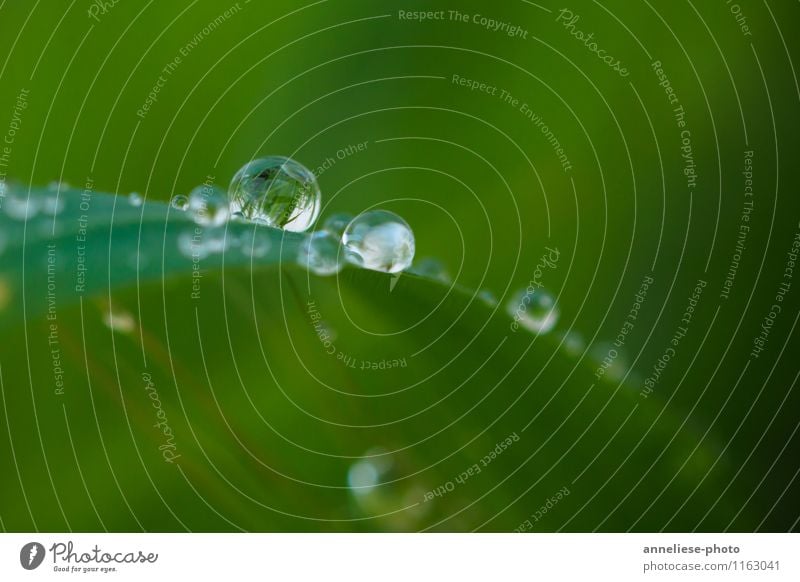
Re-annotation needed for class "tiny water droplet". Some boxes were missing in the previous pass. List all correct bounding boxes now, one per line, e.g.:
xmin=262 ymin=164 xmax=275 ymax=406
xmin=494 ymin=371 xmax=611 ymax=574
xmin=322 ymin=212 xmax=353 ymax=239
xmin=128 ymin=192 xmax=144 ymax=207
xmin=343 ymin=210 xmax=415 ymax=273
xmin=506 ymin=288 xmax=559 ymax=334
xmin=297 ymin=230 xmax=344 ymax=276
xmin=348 ymin=460 xmax=380 ymax=496
xmin=170 ymin=194 xmax=189 ymax=211
xmin=410 ymin=257 xmax=450 ymax=282
xmin=188 ymin=184 xmax=230 ymax=227
xmin=103 ymin=307 xmax=136 ymax=334
xmin=228 ymin=156 xmax=321 ymax=231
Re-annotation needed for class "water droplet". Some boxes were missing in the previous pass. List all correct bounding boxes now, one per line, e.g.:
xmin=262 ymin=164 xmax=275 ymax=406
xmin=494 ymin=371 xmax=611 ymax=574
xmin=3 ymin=193 xmax=39 ymax=220
xmin=342 ymin=210 xmax=415 ymax=273
xmin=322 ymin=212 xmax=353 ymax=239
xmin=228 ymin=156 xmax=321 ymax=232
xmin=478 ymin=289 xmax=498 ymax=306
xmin=128 ymin=192 xmax=144 ymax=207
xmin=506 ymin=288 xmax=559 ymax=334
xmin=237 ymin=228 xmax=271 ymax=258
xmin=188 ymin=184 xmax=230 ymax=227
xmin=170 ymin=194 xmax=189 ymax=211
xmin=297 ymin=230 xmax=344 ymax=276
xmin=103 ymin=307 xmax=136 ymax=334
xmin=410 ymin=257 xmax=450 ymax=282
xmin=347 ymin=460 xmax=380 ymax=496
xmin=561 ymin=331 xmax=585 ymax=356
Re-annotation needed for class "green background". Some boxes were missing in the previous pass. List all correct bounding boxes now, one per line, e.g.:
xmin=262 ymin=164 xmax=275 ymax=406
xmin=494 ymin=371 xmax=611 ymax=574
xmin=0 ymin=0 xmax=798 ymax=531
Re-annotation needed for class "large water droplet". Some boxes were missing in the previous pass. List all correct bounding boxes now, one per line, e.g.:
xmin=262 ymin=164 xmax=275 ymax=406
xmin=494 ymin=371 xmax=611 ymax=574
xmin=297 ymin=231 xmax=344 ymax=276
xmin=170 ymin=194 xmax=189 ymax=211
xmin=506 ymin=288 xmax=559 ymax=334
xmin=188 ymin=184 xmax=230 ymax=227
xmin=228 ymin=156 xmax=320 ymax=232
xmin=342 ymin=210 xmax=415 ymax=273
xmin=322 ymin=212 xmax=353 ymax=239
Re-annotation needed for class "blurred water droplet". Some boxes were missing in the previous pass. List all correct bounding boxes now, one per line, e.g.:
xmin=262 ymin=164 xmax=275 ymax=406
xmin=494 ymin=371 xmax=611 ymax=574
xmin=128 ymin=192 xmax=144 ymax=207
xmin=297 ymin=230 xmax=344 ymax=276
xmin=561 ymin=331 xmax=585 ymax=356
xmin=343 ymin=210 xmax=415 ymax=273
xmin=347 ymin=460 xmax=380 ymax=497
xmin=410 ymin=257 xmax=450 ymax=282
xmin=478 ymin=289 xmax=498 ymax=306
xmin=170 ymin=194 xmax=189 ymax=211
xmin=103 ymin=307 xmax=136 ymax=334
xmin=237 ymin=228 xmax=271 ymax=258
xmin=3 ymin=193 xmax=39 ymax=220
xmin=506 ymin=288 xmax=559 ymax=334
xmin=188 ymin=184 xmax=230 ymax=227
xmin=228 ymin=156 xmax=321 ymax=231
xmin=322 ymin=212 xmax=353 ymax=239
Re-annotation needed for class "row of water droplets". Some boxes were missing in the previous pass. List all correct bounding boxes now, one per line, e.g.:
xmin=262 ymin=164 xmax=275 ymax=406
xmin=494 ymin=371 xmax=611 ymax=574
xmin=170 ymin=156 xmax=415 ymax=275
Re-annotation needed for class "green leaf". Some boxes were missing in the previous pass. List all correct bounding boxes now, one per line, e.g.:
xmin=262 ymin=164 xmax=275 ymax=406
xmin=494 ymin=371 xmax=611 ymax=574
xmin=0 ymin=185 xmax=753 ymax=532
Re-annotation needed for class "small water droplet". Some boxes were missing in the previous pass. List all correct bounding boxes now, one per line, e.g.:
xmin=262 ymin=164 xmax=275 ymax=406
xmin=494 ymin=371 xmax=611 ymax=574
xmin=170 ymin=194 xmax=189 ymax=211
xmin=228 ymin=156 xmax=321 ymax=232
xmin=343 ymin=210 xmax=415 ymax=273
xmin=322 ymin=212 xmax=353 ymax=239
xmin=506 ymin=288 xmax=559 ymax=334
xmin=128 ymin=192 xmax=144 ymax=207
xmin=103 ymin=307 xmax=136 ymax=334
xmin=410 ymin=257 xmax=450 ymax=282
xmin=188 ymin=184 xmax=230 ymax=227
xmin=297 ymin=230 xmax=344 ymax=276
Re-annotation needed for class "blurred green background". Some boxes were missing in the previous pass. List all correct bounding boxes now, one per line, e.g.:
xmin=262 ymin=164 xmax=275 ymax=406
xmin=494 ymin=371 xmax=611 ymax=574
xmin=0 ymin=0 xmax=799 ymax=531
